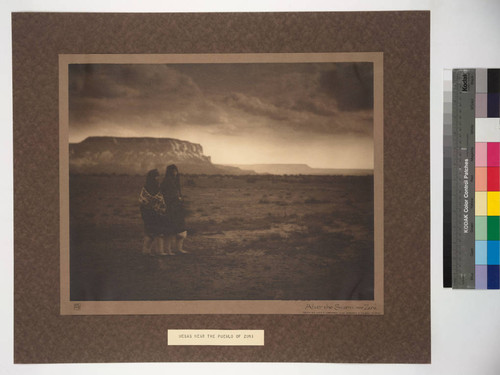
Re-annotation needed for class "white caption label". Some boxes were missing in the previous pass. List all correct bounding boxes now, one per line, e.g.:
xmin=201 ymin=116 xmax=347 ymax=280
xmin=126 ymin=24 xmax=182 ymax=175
xmin=168 ymin=329 xmax=264 ymax=346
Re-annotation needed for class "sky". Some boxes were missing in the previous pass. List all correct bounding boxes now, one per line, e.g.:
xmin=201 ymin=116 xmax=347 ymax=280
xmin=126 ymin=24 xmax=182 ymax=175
xmin=68 ymin=61 xmax=374 ymax=169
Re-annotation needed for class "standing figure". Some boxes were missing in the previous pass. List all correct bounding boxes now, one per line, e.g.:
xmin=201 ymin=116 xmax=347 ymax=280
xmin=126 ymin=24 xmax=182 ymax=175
xmin=139 ymin=169 xmax=167 ymax=256
xmin=160 ymin=164 xmax=188 ymax=254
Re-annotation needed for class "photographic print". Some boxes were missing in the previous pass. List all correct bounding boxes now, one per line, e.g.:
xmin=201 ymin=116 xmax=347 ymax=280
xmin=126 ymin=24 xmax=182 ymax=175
xmin=60 ymin=53 xmax=383 ymax=315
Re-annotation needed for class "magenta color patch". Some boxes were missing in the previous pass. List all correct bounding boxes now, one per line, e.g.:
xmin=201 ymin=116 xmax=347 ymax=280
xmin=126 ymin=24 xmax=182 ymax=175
xmin=476 ymin=93 xmax=488 ymax=118
xmin=476 ymin=142 xmax=488 ymax=167
xmin=488 ymin=142 xmax=500 ymax=167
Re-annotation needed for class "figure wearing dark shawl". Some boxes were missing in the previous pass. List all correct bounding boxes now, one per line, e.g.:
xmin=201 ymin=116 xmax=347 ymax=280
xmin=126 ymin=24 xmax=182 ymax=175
xmin=160 ymin=164 xmax=188 ymax=253
xmin=139 ymin=169 xmax=167 ymax=255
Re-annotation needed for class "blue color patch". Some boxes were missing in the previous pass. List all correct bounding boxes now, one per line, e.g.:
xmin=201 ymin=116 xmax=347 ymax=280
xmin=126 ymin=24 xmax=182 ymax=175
xmin=487 ymin=265 xmax=500 ymax=289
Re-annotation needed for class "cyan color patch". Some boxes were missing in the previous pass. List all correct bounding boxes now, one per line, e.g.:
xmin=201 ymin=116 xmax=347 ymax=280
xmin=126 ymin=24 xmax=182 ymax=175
xmin=476 ymin=241 xmax=488 ymax=265
xmin=487 ymin=241 xmax=500 ymax=265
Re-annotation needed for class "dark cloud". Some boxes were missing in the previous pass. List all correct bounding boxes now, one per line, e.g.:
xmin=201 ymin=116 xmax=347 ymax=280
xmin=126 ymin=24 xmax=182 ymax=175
xmin=319 ymin=63 xmax=373 ymax=111
xmin=69 ymin=64 xmax=202 ymax=99
xmin=69 ymin=64 xmax=224 ymax=128
xmin=290 ymin=98 xmax=337 ymax=117
xmin=224 ymin=92 xmax=290 ymax=122
xmin=69 ymin=62 xmax=374 ymax=140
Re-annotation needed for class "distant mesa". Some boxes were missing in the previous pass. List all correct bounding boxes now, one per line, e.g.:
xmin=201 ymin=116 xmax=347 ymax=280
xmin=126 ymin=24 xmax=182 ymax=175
xmin=225 ymin=164 xmax=373 ymax=176
xmin=69 ymin=136 xmax=248 ymax=175
xmin=69 ymin=136 xmax=373 ymax=176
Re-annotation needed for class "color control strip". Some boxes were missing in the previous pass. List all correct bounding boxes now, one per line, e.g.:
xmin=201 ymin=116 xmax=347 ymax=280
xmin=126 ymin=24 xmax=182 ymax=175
xmin=451 ymin=69 xmax=475 ymax=289
xmin=475 ymin=69 xmax=500 ymax=289
xmin=446 ymin=69 xmax=500 ymax=289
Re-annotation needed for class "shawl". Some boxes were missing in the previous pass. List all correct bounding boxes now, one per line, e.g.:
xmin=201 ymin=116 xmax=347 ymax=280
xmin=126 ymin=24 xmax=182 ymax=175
xmin=139 ymin=187 xmax=166 ymax=214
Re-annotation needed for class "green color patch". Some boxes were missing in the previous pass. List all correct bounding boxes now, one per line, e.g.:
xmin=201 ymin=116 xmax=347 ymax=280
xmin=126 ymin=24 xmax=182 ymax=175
xmin=476 ymin=216 xmax=488 ymax=241
xmin=488 ymin=216 xmax=500 ymax=240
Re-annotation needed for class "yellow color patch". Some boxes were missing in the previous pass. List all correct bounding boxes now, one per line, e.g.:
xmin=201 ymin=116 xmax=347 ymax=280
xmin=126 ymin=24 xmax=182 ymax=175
xmin=476 ymin=192 xmax=488 ymax=216
xmin=487 ymin=192 xmax=500 ymax=216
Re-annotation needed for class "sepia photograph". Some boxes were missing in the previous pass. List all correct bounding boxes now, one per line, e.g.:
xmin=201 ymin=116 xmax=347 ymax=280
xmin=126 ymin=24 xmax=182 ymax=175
xmin=60 ymin=53 xmax=383 ymax=314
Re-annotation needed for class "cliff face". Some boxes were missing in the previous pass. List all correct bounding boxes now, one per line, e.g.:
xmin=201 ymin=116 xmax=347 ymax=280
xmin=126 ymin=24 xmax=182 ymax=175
xmin=69 ymin=136 xmax=224 ymax=175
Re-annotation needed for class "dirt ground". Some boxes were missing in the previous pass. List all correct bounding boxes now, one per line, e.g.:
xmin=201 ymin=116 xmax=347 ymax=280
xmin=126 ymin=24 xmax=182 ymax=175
xmin=69 ymin=174 xmax=374 ymax=301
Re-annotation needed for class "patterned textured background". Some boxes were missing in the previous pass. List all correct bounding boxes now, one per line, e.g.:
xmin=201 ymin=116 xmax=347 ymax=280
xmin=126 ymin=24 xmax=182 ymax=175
xmin=13 ymin=12 xmax=429 ymax=363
